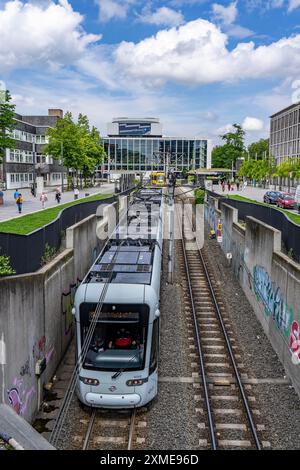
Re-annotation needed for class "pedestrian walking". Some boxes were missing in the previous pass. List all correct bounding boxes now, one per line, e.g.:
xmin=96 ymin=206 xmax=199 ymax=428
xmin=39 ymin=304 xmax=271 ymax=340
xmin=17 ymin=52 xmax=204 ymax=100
xmin=14 ymin=188 xmax=20 ymax=201
xmin=40 ymin=192 xmax=48 ymax=209
xmin=236 ymin=180 xmax=240 ymax=191
xmin=243 ymin=180 xmax=248 ymax=191
xmin=227 ymin=181 xmax=231 ymax=192
xmin=16 ymin=193 xmax=23 ymax=214
xmin=74 ymin=188 xmax=79 ymax=200
xmin=55 ymin=187 xmax=61 ymax=204
xmin=221 ymin=181 xmax=225 ymax=192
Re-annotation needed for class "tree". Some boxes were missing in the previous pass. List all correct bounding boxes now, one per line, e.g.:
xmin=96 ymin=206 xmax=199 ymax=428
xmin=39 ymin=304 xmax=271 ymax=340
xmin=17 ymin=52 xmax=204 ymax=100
xmin=45 ymin=112 xmax=106 ymax=186
xmin=212 ymin=124 xmax=245 ymax=168
xmin=45 ymin=112 xmax=82 ymax=171
xmin=77 ymin=115 xmax=106 ymax=182
xmin=238 ymin=155 xmax=279 ymax=181
xmin=0 ymin=90 xmax=15 ymax=163
xmin=273 ymin=160 xmax=293 ymax=178
xmin=247 ymin=139 xmax=269 ymax=160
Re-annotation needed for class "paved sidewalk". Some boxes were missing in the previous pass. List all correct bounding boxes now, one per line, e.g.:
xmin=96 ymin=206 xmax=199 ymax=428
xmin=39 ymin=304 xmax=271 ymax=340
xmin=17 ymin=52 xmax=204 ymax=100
xmin=0 ymin=183 xmax=114 ymax=222
xmin=213 ymin=185 xmax=267 ymax=203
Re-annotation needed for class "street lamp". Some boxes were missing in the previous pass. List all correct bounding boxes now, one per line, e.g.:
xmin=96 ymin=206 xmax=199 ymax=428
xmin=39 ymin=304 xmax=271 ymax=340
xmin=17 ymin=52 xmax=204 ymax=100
xmin=59 ymin=141 xmax=64 ymax=193
xmin=32 ymin=141 xmax=37 ymax=197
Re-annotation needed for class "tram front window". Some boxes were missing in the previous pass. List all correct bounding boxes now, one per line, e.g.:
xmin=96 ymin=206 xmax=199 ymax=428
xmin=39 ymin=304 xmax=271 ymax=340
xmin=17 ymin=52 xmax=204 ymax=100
xmin=80 ymin=306 xmax=148 ymax=371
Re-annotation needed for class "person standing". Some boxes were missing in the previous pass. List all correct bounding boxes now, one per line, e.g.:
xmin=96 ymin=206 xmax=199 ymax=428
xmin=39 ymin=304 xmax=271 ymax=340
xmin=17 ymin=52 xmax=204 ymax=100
xmin=227 ymin=181 xmax=231 ymax=192
xmin=236 ymin=180 xmax=240 ymax=191
xmin=40 ymin=192 xmax=48 ymax=209
xmin=14 ymin=188 xmax=20 ymax=201
xmin=55 ymin=191 xmax=61 ymax=204
xmin=55 ymin=187 xmax=61 ymax=204
xmin=74 ymin=188 xmax=79 ymax=200
xmin=16 ymin=193 xmax=23 ymax=214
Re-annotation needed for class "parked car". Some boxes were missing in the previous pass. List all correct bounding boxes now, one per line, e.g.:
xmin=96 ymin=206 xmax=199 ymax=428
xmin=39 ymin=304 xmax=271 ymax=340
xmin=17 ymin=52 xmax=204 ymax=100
xmin=295 ymin=185 xmax=300 ymax=214
xmin=276 ymin=193 xmax=296 ymax=209
xmin=263 ymin=191 xmax=282 ymax=204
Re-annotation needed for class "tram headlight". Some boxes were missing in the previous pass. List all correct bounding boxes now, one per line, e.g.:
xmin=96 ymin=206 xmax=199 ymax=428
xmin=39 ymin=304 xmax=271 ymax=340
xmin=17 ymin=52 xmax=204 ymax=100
xmin=79 ymin=377 xmax=100 ymax=386
xmin=126 ymin=379 xmax=147 ymax=387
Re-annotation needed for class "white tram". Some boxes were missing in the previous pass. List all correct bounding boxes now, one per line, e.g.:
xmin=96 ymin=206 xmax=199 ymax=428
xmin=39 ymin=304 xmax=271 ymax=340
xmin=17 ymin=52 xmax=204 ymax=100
xmin=74 ymin=189 xmax=164 ymax=408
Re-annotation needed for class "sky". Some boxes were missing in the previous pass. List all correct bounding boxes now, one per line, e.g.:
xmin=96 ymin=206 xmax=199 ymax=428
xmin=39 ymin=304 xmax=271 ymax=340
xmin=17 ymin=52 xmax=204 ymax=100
xmin=0 ymin=0 xmax=300 ymax=145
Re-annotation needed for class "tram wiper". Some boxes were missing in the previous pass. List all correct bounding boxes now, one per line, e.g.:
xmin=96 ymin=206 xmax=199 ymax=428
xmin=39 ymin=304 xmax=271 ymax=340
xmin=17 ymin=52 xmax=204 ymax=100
xmin=111 ymin=351 xmax=141 ymax=380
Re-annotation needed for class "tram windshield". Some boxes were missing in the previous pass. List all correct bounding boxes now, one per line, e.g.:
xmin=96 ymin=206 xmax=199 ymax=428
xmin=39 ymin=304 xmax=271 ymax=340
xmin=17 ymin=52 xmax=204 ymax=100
xmin=80 ymin=303 xmax=149 ymax=372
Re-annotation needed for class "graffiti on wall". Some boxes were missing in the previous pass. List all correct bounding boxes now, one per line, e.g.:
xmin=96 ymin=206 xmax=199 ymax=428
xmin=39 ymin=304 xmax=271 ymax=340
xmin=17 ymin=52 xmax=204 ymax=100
xmin=253 ymin=265 xmax=300 ymax=365
xmin=253 ymin=266 xmax=293 ymax=337
xmin=205 ymin=199 xmax=218 ymax=231
xmin=62 ymin=280 xmax=81 ymax=335
xmin=290 ymin=321 xmax=300 ymax=365
xmin=7 ymin=378 xmax=35 ymax=416
xmin=19 ymin=358 xmax=31 ymax=377
xmin=32 ymin=335 xmax=54 ymax=365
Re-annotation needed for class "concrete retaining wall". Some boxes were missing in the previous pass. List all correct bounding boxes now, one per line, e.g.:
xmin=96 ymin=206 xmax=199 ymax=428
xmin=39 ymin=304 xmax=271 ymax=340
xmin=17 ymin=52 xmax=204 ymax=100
xmin=205 ymin=197 xmax=300 ymax=396
xmin=0 ymin=197 xmax=125 ymax=422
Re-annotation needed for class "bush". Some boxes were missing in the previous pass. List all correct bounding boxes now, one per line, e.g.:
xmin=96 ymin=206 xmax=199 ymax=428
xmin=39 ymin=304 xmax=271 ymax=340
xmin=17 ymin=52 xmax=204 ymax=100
xmin=41 ymin=243 xmax=58 ymax=266
xmin=0 ymin=255 xmax=16 ymax=276
xmin=194 ymin=188 xmax=205 ymax=205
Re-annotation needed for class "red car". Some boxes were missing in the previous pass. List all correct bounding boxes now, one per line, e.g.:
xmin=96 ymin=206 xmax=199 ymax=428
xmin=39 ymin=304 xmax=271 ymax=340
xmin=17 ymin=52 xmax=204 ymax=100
xmin=277 ymin=193 xmax=296 ymax=209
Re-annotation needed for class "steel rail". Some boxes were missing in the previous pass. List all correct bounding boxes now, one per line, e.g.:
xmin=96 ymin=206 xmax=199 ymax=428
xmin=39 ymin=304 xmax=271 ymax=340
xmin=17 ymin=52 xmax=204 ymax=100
xmin=127 ymin=409 xmax=136 ymax=451
xmin=178 ymin=191 xmax=262 ymax=450
xmin=175 ymin=201 xmax=217 ymax=450
xmin=82 ymin=409 xmax=97 ymax=451
xmin=198 ymin=249 xmax=262 ymax=450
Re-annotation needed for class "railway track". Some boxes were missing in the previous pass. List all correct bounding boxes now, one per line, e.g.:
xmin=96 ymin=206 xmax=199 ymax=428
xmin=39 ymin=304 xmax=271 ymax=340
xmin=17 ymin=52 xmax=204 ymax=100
xmin=76 ymin=408 xmax=142 ymax=451
xmin=176 ymin=196 xmax=266 ymax=450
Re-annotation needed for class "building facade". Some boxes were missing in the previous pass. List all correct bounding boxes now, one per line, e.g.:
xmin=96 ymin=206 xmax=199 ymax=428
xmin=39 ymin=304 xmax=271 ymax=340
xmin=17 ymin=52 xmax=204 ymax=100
xmin=0 ymin=109 xmax=66 ymax=190
xmin=103 ymin=117 xmax=211 ymax=173
xmin=270 ymin=102 xmax=300 ymax=165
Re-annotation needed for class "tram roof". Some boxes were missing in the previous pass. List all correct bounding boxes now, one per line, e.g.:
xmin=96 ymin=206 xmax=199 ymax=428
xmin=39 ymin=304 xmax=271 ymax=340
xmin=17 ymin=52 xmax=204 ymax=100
xmin=84 ymin=188 xmax=162 ymax=286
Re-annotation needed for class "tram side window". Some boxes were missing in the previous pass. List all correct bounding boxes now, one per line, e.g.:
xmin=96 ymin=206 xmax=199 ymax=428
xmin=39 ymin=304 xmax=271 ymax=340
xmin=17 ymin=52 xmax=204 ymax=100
xmin=149 ymin=319 xmax=159 ymax=375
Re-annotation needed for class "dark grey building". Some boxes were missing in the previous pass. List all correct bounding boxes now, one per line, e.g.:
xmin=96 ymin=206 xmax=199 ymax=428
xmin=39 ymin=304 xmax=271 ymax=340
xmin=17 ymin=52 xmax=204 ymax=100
xmin=1 ymin=109 xmax=66 ymax=190
xmin=270 ymin=102 xmax=300 ymax=165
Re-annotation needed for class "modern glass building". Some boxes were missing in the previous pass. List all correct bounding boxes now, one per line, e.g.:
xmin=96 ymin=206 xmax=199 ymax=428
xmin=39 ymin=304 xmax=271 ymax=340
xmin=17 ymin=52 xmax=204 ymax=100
xmin=102 ymin=118 xmax=211 ymax=173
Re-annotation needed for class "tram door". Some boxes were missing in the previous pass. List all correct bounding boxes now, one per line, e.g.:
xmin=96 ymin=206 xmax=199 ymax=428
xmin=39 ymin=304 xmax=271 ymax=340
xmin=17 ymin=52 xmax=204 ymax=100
xmin=148 ymin=319 xmax=159 ymax=398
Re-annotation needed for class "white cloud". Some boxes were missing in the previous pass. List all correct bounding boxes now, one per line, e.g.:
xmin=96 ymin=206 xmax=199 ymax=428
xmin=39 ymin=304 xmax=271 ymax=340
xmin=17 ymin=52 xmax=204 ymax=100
xmin=95 ymin=0 xmax=135 ymax=22
xmin=0 ymin=0 xmax=100 ymax=73
xmin=140 ymin=6 xmax=184 ymax=27
xmin=115 ymin=19 xmax=300 ymax=86
xmin=226 ymin=25 xmax=254 ymax=38
xmin=214 ymin=123 xmax=235 ymax=135
xmin=212 ymin=1 xmax=253 ymax=38
xmin=212 ymin=1 xmax=238 ymax=25
xmin=242 ymin=116 xmax=264 ymax=131
xmin=288 ymin=0 xmax=300 ymax=11
xmin=246 ymin=0 xmax=284 ymax=11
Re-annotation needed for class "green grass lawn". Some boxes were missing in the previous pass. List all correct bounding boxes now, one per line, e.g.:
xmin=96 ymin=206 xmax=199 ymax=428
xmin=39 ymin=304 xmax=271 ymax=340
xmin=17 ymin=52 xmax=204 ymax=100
xmin=0 ymin=193 xmax=113 ymax=235
xmin=227 ymin=195 xmax=300 ymax=226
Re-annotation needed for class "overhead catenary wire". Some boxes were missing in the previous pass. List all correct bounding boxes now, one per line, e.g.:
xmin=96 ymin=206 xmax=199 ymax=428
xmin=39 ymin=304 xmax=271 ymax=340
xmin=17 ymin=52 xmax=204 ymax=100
xmin=50 ymin=187 xmax=161 ymax=447
xmin=50 ymin=193 xmax=137 ymax=447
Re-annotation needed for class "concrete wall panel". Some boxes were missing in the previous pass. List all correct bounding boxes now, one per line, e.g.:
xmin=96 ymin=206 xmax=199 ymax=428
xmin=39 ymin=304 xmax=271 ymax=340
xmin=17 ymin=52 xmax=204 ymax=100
xmin=0 ymin=200 xmax=118 ymax=422
xmin=205 ymin=199 xmax=300 ymax=397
